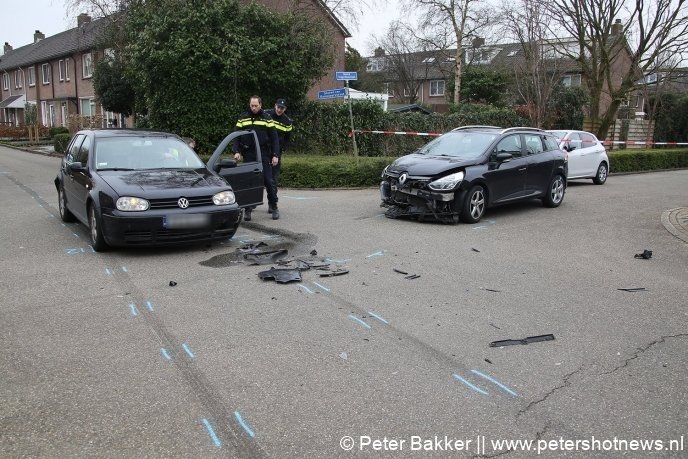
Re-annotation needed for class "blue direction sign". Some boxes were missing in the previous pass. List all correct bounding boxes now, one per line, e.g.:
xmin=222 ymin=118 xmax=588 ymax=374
xmin=335 ymin=71 xmax=358 ymax=81
xmin=318 ymin=88 xmax=348 ymax=99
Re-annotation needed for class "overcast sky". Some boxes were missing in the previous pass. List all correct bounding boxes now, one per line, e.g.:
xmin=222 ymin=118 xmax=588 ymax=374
xmin=0 ymin=0 xmax=398 ymax=56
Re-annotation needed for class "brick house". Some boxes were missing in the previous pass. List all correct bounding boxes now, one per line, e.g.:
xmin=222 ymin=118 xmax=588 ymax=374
xmin=0 ymin=1 xmax=349 ymax=128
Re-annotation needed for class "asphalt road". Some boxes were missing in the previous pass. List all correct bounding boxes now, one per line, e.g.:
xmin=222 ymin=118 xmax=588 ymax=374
xmin=1 ymin=146 xmax=687 ymax=458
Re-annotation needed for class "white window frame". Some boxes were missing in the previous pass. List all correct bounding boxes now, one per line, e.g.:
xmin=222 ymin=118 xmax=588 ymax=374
xmin=561 ymin=74 xmax=582 ymax=87
xmin=15 ymin=70 xmax=22 ymax=89
xmin=422 ymin=57 xmax=435 ymax=63
xmin=28 ymin=66 xmax=36 ymax=86
xmin=2 ymin=73 xmax=9 ymax=90
xmin=65 ymin=59 xmax=70 ymax=81
xmin=82 ymin=52 xmax=93 ymax=78
xmin=430 ymin=80 xmax=445 ymax=97
xmin=41 ymin=101 xmax=48 ymax=125
xmin=61 ymin=102 xmax=68 ymax=127
xmin=366 ymin=57 xmax=385 ymax=72
xmin=80 ymin=97 xmax=96 ymax=117
xmin=59 ymin=60 xmax=65 ymax=81
xmin=42 ymin=63 xmax=51 ymax=84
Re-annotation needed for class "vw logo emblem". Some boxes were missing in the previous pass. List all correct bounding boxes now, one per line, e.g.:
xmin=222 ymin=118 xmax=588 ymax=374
xmin=399 ymin=173 xmax=408 ymax=185
xmin=177 ymin=197 xmax=189 ymax=209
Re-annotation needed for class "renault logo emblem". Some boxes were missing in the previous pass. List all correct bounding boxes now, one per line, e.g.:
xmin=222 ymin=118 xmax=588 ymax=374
xmin=178 ymin=197 xmax=189 ymax=209
xmin=399 ymin=173 xmax=408 ymax=185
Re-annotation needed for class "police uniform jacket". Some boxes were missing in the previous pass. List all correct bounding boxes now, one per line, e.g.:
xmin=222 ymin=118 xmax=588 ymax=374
xmin=265 ymin=109 xmax=293 ymax=157
xmin=233 ymin=109 xmax=279 ymax=162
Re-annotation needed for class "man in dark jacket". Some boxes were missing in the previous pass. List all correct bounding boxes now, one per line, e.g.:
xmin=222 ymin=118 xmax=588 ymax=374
xmin=233 ymin=95 xmax=281 ymax=220
xmin=265 ymin=98 xmax=293 ymax=195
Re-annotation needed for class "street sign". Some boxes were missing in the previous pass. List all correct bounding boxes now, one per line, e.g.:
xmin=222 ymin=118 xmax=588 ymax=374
xmin=318 ymin=88 xmax=348 ymax=99
xmin=335 ymin=71 xmax=358 ymax=81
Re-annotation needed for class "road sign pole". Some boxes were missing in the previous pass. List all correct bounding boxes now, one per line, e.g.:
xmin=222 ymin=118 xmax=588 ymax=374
xmin=346 ymin=80 xmax=358 ymax=157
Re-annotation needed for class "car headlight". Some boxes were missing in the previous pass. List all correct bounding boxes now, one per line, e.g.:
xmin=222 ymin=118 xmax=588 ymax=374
xmin=381 ymin=165 xmax=389 ymax=178
xmin=428 ymin=171 xmax=465 ymax=191
xmin=213 ymin=190 xmax=236 ymax=205
xmin=116 ymin=197 xmax=150 ymax=211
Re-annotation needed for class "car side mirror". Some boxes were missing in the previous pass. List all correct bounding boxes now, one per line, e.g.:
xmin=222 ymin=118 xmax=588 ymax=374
xmin=67 ymin=162 xmax=86 ymax=172
xmin=495 ymin=152 xmax=513 ymax=163
xmin=214 ymin=158 xmax=237 ymax=172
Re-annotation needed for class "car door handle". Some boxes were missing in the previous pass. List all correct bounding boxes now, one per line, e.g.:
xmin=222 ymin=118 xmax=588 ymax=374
xmin=518 ymin=167 xmax=527 ymax=171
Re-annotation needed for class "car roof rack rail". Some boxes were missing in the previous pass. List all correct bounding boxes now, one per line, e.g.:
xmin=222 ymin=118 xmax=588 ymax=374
xmin=451 ymin=125 xmax=501 ymax=131
xmin=500 ymin=127 xmax=545 ymax=134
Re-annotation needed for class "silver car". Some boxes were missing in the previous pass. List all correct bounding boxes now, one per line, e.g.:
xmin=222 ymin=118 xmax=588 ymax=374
xmin=547 ymin=130 xmax=610 ymax=184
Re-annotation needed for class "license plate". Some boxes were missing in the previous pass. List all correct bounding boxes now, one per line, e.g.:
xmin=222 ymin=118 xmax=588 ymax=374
xmin=163 ymin=214 xmax=210 ymax=229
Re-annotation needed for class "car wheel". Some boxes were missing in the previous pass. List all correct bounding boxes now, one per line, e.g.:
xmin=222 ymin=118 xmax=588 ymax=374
xmin=460 ymin=185 xmax=486 ymax=223
xmin=88 ymin=205 xmax=108 ymax=252
xmin=58 ymin=186 xmax=76 ymax=222
xmin=593 ymin=162 xmax=608 ymax=185
xmin=543 ymin=175 xmax=566 ymax=207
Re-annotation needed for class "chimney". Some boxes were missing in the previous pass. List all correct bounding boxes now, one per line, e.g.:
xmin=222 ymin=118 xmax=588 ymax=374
xmin=472 ymin=37 xmax=485 ymax=48
xmin=34 ymin=30 xmax=45 ymax=43
xmin=611 ymin=19 xmax=623 ymax=35
xmin=374 ymin=47 xmax=385 ymax=57
xmin=77 ymin=13 xmax=92 ymax=27
xmin=4 ymin=42 xmax=12 ymax=53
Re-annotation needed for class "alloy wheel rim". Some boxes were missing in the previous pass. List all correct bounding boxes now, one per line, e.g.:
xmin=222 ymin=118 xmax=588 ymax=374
xmin=470 ymin=190 xmax=485 ymax=218
xmin=599 ymin=165 xmax=607 ymax=181
xmin=90 ymin=209 xmax=98 ymax=243
xmin=551 ymin=178 xmax=564 ymax=203
xmin=59 ymin=190 xmax=65 ymax=216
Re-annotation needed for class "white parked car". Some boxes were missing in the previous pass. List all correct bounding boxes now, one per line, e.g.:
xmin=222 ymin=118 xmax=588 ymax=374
xmin=547 ymin=130 xmax=609 ymax=184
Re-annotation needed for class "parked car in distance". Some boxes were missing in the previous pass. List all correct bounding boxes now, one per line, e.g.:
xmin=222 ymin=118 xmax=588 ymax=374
xmin=547 ymin=130 xmax=609 ymax=184
xmin=380 ymin=126 xmax=568 ymax=224
xmin=55 ymin=129 xmax=264 ymax=251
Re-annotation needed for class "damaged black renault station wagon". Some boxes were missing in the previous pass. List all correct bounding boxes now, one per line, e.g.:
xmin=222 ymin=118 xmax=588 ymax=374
xmin=380 ymin=126 xmax=568 ymax=224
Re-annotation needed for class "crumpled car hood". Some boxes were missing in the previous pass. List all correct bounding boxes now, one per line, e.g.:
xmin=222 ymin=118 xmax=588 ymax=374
xmin=387 ymin=154 xmax=478 ymax=176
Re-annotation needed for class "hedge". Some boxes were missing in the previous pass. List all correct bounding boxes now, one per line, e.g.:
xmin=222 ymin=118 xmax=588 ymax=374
xmin=608 ymin=149 xmax=688 ymax=173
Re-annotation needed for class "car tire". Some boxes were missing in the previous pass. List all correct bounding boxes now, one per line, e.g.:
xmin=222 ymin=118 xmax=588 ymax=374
xmin=58 ymin=186 xmax=76 ymax=222
xmin=593 ymin=162 xmax=608 ymax=185
xmin=89 ymin=204 xmax=109 ymax=252
xmin=543 ymin=175 xmax=566 ymax=208
xmin=460 ymin=185 xmax=486 ymax=223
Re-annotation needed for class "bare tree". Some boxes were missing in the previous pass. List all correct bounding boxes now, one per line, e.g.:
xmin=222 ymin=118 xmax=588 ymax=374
xmin=501 ymin=0 xmax=566 ymax=127
xmin=401 ymin=0 xmax=495 ymax=105
xmin=546 ymin=0 xmax=688 ymax=139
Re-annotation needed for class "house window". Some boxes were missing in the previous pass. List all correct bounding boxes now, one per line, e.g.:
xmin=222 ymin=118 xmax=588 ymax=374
xmin=403 ymin=86 xmax=411 ymax=97
xmin=80 ymin=97 xmax=96 ymax=116
xmin=2 ymin=73 xmax=8 ymax=90
xmin=466 ymin=48 xmax=501 ymax=64
xmin=41 ymin=101 xmax=48 ymax=125
xmin=366 ymin=57 xmax=385 ymax=72
xmin=422 ymin=57 xmax=435 ymax=63
xmin=430 ymin=80 xmax=445 ymax=96
xmin=59 ymin=60 xmax=65 ymax=81
xmin=82 ymin=52 xmax=93 ymax=78
xmin=560 ymin=74 xmax=582 ymax=87
xmin=65 ymin=59 xmax=70 ymax=81
xmin=42 ymin=63 xmax=51 ymax=84
xmin=15 ymin=70 xmax=22 ymax=89
xmin=28 ymin=66 xmax=36 ymax=86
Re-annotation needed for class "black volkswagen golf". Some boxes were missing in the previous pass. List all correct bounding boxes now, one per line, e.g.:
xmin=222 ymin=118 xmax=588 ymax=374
xmin=55 ymin=129 xmax=265 ymax=251
xmin=380 ymin=126 xmax=568 ymax=224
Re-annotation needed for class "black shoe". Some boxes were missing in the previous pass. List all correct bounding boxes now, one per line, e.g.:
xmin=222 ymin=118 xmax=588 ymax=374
xmin=244 ymin=208 xmax=252 ymax=221
xmin=272 ymin=207 xmax=280 ymax=220
xmin=268 ymin=204 xmax=275 ymax=214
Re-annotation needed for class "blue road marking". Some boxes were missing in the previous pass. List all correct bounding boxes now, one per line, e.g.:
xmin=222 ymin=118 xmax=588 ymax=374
xmin=182 ymin=343 xmax=195 ymax=359
xmin=234 ymin=411 xmax=255 ymax=438
xmin=160 ymin=348 xmax=172 ymax=361
xmin=202 ymin=419 xmax=222 ymax=447
xmin=452 ymin=374 xmax=489 ymax=395
xmin=129 ymin=304 xmax=138 ymax=316
xmin=349 ymin=315 xmax=372 ymax=329
xmin=471 ymin=370 xmax=518 ymax=396
xmin=298 ymin=284 xmax=315 ymax=294
xmin=368 ymin=311 xmax=389 ymax=324
xmin=312 ymin=281 xmax=330 ymax=292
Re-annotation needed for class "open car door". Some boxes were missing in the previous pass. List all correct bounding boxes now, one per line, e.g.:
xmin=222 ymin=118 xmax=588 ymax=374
xmin=207 ymin=130 xmax=264 ymax=209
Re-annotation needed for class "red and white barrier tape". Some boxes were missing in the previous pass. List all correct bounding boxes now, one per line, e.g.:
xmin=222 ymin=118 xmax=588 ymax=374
xmin=350 ymin=129 xmax=688 ymax=146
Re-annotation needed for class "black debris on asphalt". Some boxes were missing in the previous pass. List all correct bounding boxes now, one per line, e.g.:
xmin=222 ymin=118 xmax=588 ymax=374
xmin=489 ymin=334 xmax=555 ymax=347
xmin=243 ymin=249 xmax=289 ymax=265
xmin=319 ymin=268 xmax=349 ymax=277
xmin=258 ymin=268 xmax=302 ymax=283
xmin=169 ymin=281 xmax=177 ymax=287
xmin=393 ymin=268 xmax=409 ymax=275
xmin=634 ymin=249 xmax=653 ymax=259
xmin=404 ymin=274 xmax=421 ymax=280
xmin=472 ymin=248 xmax=480 ymax=252
xmin=618 ymin=287 xmax=647 ymax=292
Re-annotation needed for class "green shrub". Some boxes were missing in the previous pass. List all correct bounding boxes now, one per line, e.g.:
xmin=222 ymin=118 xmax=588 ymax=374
xmin=608 ymin=149 xmax=688 ymax=173
xmin=280 ymin=155 xmax=393 ymax=188
xmin=49 ymin=126 xmax=69 ymax=138
xmin=54 ymin=134 xmax=71 ymax=154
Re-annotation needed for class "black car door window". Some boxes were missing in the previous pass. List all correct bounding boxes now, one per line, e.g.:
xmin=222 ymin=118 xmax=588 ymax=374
xmin=496 ymin=135 xmax=523 ymax=157
xmin=66 ymin=134 xmax=85 ymax=164
xmin=76 ymin=136 xmax=91 ymax=166
xmin=524 ymin=134 xmax=545 ymax=155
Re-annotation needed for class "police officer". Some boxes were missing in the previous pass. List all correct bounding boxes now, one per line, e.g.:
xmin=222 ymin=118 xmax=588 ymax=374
xmin=233 ymin=95 xmax=280 ymax=221
xmin=265 ymin=98 xmax=293 ymax=196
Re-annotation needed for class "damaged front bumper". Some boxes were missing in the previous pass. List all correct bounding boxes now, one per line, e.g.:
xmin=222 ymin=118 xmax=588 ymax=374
xmin=380 ymin=179 xmax=462 ymax=222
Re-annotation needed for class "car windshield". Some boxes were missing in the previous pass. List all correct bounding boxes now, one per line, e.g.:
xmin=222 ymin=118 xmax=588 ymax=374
xmin=415 ymin=131 xmax=498 ymax=159
xmin=94 ymin=136 xmax=205 ymax=170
